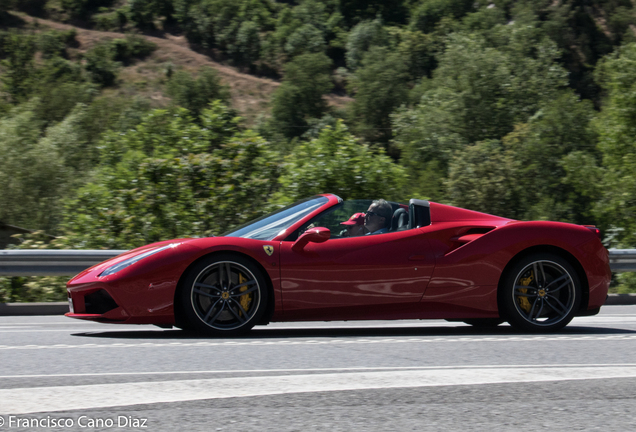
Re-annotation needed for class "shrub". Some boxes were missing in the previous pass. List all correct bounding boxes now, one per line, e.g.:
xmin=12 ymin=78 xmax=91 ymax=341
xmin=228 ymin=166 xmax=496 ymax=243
xmin=166 ymin=67 xmax=229 ymax=116
xmin=37 ymin=31 xmax=68 ymax=59
xmin=84 ymin=43 xmax=120 ymax=87
xmin=278 ymin=120 xmax=407 ymax=202
xmin=111 ymin=34 xmax=156 ymax=65
xmin=270 ymin=52 xmax=332 ymax=137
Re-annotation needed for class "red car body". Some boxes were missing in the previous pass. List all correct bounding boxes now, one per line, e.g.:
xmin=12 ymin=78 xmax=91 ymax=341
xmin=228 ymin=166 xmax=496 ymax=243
xmin=66 ymin=194 xmax=610 ymax=329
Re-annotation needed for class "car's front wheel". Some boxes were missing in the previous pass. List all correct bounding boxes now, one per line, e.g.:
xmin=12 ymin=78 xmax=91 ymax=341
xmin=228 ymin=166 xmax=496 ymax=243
xmin=179 ymin=254 xmax=268 ymax=336
xmin=501 ymin=253 xmax=581 ymax=332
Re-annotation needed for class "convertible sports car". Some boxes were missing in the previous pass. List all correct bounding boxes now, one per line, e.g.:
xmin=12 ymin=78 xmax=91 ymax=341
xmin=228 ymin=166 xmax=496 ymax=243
xmin=66 ymin=194 xmax=610 ymax=334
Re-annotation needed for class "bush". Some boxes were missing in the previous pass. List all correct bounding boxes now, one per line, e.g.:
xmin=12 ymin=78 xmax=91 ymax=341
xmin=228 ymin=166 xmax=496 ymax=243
xmin=284 ymin=23 xmax=325 ymax=57
xmin=0 ymin=102 xmax=70 ymax=233
xmin=345 ymin=19 xmax=388 ymax=70
xmin=111 ymin=34 xmax=156 ymax=65
xmin=93 ymin=9 xmax=128 ymax=31
xmin=277 ymin=120 xmax=407 ymax=202
xmin=0 ymin=33 xmax=37 ymax=103
xmin=347 ymin=46 xmax=410 ymax=143
xmin=409 ymin=0 xmax=473 ymax=33
xmin=37 ymin=31 xmax=68 ymax=59
xmin=445 ymin=139 xmax=521 ymax=219
xmin=84 ymin=43 xmax=120 ymax=87
xmin=61 ymin=0 xmax=114 ymax=20
xmin=230 ymin=20 xmax=261 ymax=67
xmin=129 ymin=0 xmax=156 ymax=30
xmin=61 ymin=104 xmax=280 ymax=249
xmin=166 ymin=67 xmax=229 ymax=116
xmin=270 ymin=52 xmax=333 ymax=138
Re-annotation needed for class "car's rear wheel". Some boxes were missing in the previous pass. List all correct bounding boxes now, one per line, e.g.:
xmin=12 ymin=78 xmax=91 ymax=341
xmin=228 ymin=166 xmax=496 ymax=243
xmin=501 ymin=253 xmax=581 ymax=332
xmin=179 ymin=254 xmax=268 ymax=336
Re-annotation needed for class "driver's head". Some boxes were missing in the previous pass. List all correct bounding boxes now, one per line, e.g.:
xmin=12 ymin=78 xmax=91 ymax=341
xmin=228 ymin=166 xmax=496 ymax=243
xmin=340 ymin=212 xmax=366 ymax=237
xmin=364 ymin=199 xmax=392 ymax=233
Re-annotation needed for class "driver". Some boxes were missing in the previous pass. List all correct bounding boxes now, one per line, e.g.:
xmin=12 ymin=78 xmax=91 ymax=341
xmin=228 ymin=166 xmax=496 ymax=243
xmin=365 ymin=199 xmax=392 ymax=235
xmin=340 ymin=212 xmax=366 ymax=237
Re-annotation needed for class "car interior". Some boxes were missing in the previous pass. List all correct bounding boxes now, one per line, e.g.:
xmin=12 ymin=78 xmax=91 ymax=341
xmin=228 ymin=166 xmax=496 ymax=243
xmin=289 ymin=199 xmax=431 ymax=240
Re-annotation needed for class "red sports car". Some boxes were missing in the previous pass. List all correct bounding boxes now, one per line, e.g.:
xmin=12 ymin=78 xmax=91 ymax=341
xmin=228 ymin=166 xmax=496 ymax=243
xmin=66 ymin=194 xmax=610 ymax=334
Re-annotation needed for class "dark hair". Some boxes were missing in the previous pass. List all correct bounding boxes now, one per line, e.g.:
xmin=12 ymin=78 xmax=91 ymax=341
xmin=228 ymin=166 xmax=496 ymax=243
xmin=372 ymin=199 xmax=393 ymax=228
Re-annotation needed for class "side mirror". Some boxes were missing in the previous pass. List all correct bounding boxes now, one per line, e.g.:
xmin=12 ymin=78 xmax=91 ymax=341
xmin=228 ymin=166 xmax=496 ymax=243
xmin=292 ymin=227 xmax=331 ymax=251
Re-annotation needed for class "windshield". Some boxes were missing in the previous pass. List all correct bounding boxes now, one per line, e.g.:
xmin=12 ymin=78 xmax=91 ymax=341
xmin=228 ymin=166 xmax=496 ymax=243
xmin=222 ymin=196 xmax=329 ymax=240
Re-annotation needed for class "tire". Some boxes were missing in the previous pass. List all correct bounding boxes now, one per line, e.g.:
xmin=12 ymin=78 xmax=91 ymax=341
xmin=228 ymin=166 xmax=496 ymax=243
xmin=500 ymin=252 xmax=581 ymax=332
xmin=179 ymin=253 xmax=268 ymax=336
xmin=462 ymin=318 xmax=504 ymax=328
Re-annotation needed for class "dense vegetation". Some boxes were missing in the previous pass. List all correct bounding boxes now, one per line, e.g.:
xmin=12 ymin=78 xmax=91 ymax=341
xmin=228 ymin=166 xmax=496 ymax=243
xmin=2 ymin=0 xmax=636 ymax=300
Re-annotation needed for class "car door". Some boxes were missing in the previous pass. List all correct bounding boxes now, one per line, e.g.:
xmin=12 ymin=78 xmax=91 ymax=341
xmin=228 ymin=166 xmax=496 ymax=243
xmin=278 ymin=228 xmax=435 ymax=321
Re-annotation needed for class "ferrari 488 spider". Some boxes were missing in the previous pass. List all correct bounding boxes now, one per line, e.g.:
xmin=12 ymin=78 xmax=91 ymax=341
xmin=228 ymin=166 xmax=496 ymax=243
xmin=66 ymin=194 xmax=610 ymax=334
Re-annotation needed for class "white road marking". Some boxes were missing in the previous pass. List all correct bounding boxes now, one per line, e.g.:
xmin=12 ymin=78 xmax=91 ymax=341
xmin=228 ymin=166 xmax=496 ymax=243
xmin=3 ymin=365 xmax=636 ymax=414
xmin=268 ymin=316 xmax=636 ymax=328
xmin=1 ymin=363 xmax=636 ymax=380
xmin=1 ymin=333 xmax=636 ymax=350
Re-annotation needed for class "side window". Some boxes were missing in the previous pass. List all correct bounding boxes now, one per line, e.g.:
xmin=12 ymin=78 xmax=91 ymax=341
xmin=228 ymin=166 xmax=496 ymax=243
xmin=286 ymin=199 xmax=411 ymax=241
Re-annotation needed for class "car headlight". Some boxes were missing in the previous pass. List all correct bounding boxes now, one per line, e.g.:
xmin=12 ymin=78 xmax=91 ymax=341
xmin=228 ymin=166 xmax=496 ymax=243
xmin=100 ymin=244 xmax=178 ymax=277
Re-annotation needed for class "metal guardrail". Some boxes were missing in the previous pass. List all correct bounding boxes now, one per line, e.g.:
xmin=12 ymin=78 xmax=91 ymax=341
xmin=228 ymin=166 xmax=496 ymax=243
xmin=0 ymin=250 xmax=127 ymax=276
xmin=608 ymin=249 xmax=636 ymax=272
xmin=0 ymin=249 xmax=635 ymax=277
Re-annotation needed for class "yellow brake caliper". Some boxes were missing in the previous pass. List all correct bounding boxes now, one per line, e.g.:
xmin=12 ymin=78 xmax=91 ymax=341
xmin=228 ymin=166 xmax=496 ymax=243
xmin=238 ymin=272 xmax=252 ymax=315
xmin=517 ymin=272 xmax=534 ymax=313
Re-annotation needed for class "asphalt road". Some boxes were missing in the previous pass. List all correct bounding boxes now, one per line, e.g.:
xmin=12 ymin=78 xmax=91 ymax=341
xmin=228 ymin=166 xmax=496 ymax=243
xmin=1 ymin=307 xmax=636 ymax=431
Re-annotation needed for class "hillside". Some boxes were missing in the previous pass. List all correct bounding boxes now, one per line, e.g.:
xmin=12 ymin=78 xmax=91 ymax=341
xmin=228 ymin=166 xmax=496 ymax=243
xmin=7 ymin=11 xmax=350 ymax=124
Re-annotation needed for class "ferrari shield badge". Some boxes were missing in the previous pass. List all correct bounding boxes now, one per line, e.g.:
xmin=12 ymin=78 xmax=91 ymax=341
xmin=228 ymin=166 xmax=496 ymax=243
xmin=263 ymin=245 xmax=274 ymax=256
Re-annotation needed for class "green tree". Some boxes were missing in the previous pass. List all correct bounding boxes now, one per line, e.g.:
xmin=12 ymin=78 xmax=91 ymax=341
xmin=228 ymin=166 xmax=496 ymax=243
xmin=345 ymin=18 xmax=388 ymax=70
xmin=270 ymin=52 xmax=333 ymax=138
xmin=338 ymin=0 xmax=409 ymax=27
xmin=61 ymin=103 xmax=280 ymax=249
xmin=388 ymin=27 xmax=437 ymax=80
xmin=110 ymin=35 xmax=157 ymax=65
xmin=593 ymin=43 xmax=636 ymax=248
xmin=504 ymin=91 xmax=598 ymax=223
xmin=445 ymin=90 xmax=597 ymax=223
xmin=285 ymin=23 xmax=325 ymax=57
xmin=231 ymin=20 xmax=261 ymax=67
xmin=129 ymin=0 xmax=157 ymax=30
xmin=445 ymin=139 xmax=521 ymax=218
xmin=0 ymin=33 xmax=37 ymax=104
xmin=0 ymin=102 xmax=69 ymax=232
xmin=409 ymin=0 xmax=473 ymax=33
xmin=393 ymin=30 xmax=567 ymax=172
xmin=347 ymin=45 xmax=410 ymax=145
xmin=84 ymin=43 xmax=120 ymax=87
xmin=61 ymin=0 xmax=113 ymax=20
xmin=31 ymin=58 xmax=96 ymax=126
xmin=167 ymin=67 xmax=229 ymax=117
xmin=277 ymin=120 xmax=407 ymax=202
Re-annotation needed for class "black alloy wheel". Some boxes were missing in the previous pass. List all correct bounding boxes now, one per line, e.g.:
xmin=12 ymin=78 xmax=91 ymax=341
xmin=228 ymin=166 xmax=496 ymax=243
xmin=180 ymin=254 xmax=268 ymax=336
xmin=501 ymin=253 xmax=581 ymax=332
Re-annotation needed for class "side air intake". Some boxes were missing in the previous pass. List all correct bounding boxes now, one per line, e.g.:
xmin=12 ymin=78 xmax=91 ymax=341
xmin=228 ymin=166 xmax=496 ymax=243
xmin=84 ymin=289 xmax=118 ymax=314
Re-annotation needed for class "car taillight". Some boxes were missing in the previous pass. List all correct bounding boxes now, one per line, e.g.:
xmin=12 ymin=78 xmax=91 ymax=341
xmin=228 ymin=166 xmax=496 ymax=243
xmin=584 ymin=225 xmax=601 ymax=239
